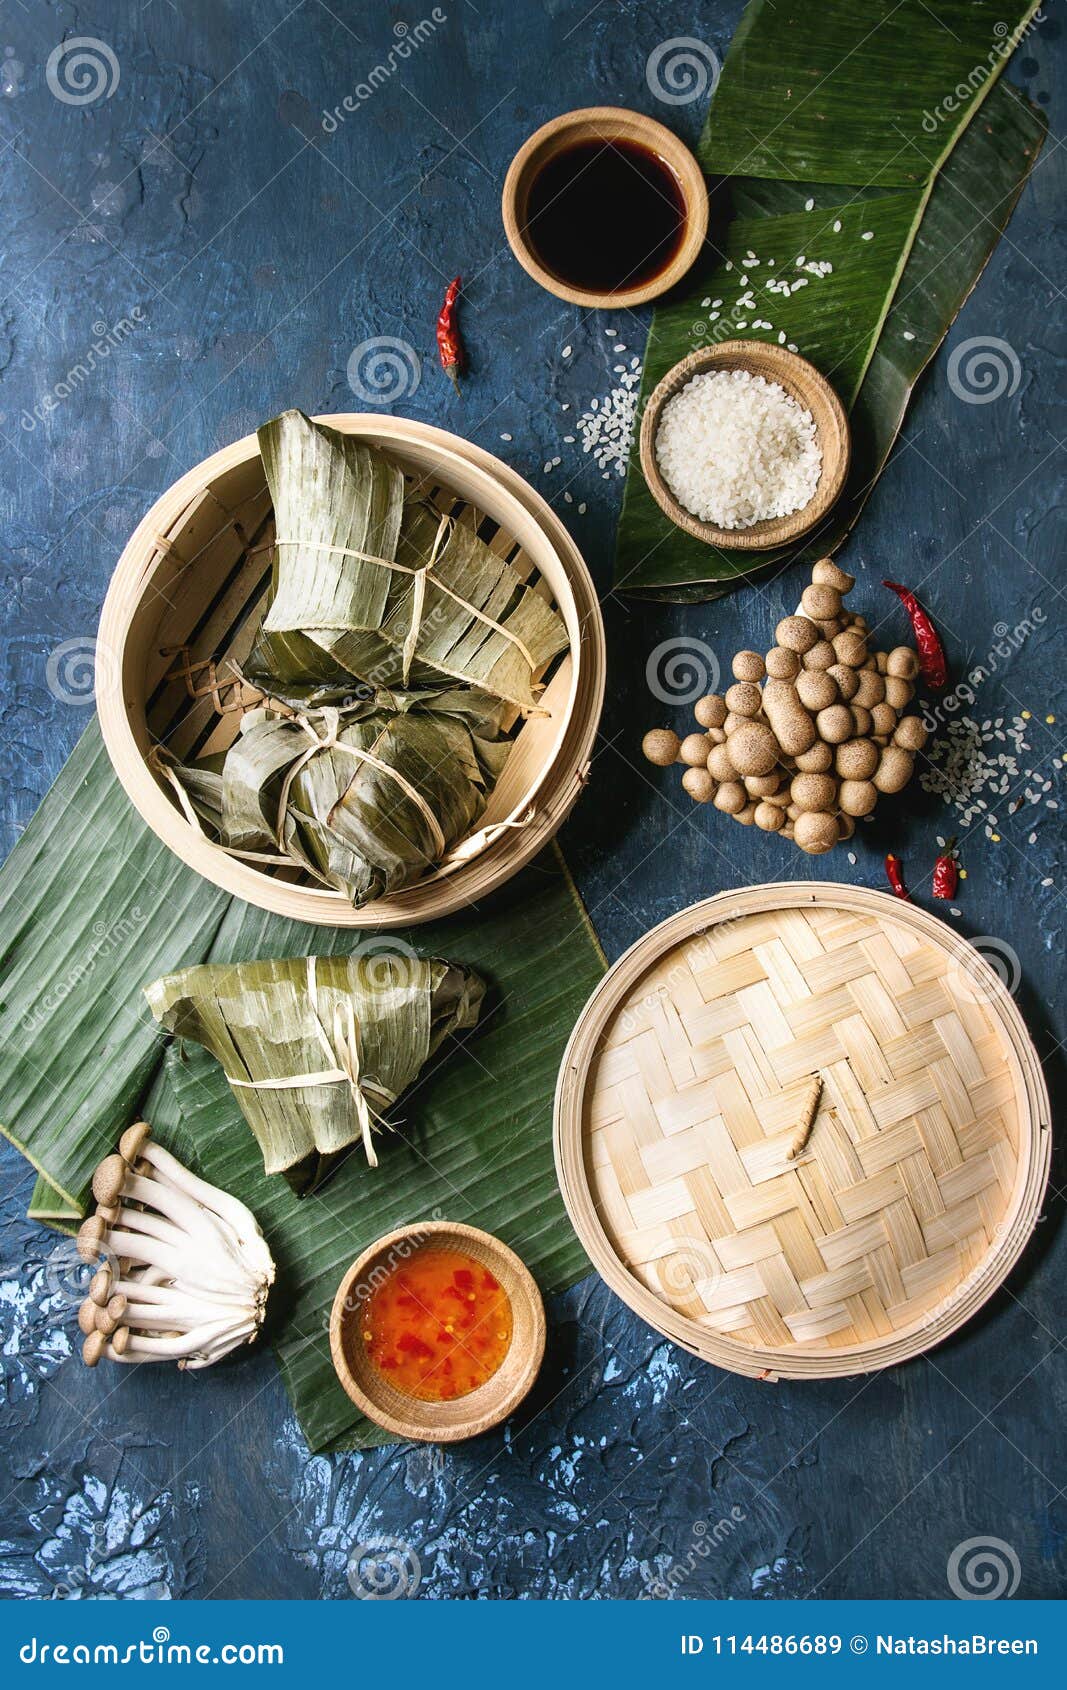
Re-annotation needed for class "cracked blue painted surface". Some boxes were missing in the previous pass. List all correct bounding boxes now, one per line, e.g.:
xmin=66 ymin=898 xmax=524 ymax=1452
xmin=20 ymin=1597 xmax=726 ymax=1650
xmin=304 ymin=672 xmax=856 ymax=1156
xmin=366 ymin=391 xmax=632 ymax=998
xmin=1 ymin=0 xmax=1065 ymax=1601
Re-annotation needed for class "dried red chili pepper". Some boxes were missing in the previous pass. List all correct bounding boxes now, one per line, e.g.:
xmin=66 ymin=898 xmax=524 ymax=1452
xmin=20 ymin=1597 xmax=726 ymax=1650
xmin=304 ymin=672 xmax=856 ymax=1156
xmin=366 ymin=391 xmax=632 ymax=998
xmin=883 ymin=580 xmax=947 ymax=689
xmin=436 ymin=275 xmax=464 ymax=393
xmin=884 ymin=853 xmax=910 ymax=899
xmin=932 ymin=838 xmax=959 ymax=900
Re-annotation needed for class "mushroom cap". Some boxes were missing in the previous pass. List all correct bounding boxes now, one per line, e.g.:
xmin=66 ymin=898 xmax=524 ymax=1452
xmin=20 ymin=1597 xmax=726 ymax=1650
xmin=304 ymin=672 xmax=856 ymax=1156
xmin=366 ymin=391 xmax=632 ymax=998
xmin=873 ymin=746 xmax=915 ymax=794
xmin=642 ymin=728 xmax=682 ymax=767
xmin=724 ymin=681 xmax=763 ymax=719
xmin=764 ymin=646 xmax=801 ymax=680
xmin=793 ymin=811 xmax=839 ymax=854
xmin=887 ymin=646 xmax=920 ymax=680
xmin=754 ymin=801 xmax=785 ymax=833
xmin=893 ymin=714 xmax=928 ymax=752
xmin=796 ymin=671 xmax=838 ymax=713
xmin=95 ymin=1303 xmax=120 ymax=1337
xmin=850 ymin=704 xmax=874 ymax=737
xmin=826 ymin=663 xmax=860 ymax=702
xmin=839 ymin=778 xmax=879 ymax=817
xmin=870 ymin=702 xmax=899 ymax=737
xmin=801 ymin=583 xmax=843 ymax=622
xmin=89 ymin=1266 xmax=113 ymax=1306
xmin=82 ymin=1330 xmax=106 ymax=1368
xmin=731 ymin=651 xmax=765 ymax=683
xmin=682 ymin=766 xmax=717 ymax=803
xmin=678 ymin=732 xmax=713 ymax=768
xmin=707 ymin=742 xmax=738 ymax=784
xmin=745 ymin=771 xmax=784 ymax=798
xmin=884 ymin=675 xmax=914 ymax=710
xmin=790 ymin=773 xmax=839 ymax=813
xmin=728 ymin=721 xmax=780 ymax=777
xmin=831 ymin=630 xmax=868 ymax=669
xmin=734 ymin=801 xmax=759 ymax=826
xmin=110 ymin=1326 xmax=131 ymax=1356
xmin=76 ymin=1216 xmax=106 ymax=1264
xmin=119 ymin=1121 xmax=152 ymax=1164
xmin=794 ymin=741 xmax=834 ymax=773
xmin=853 ymin=669 xmax=885 ymax=708
xmin=713 ymin=781 xmax=747 ymax=815
xmin=836 ymin=738 xmax=880 ymax=780
xmin=811 ymin=558 xmax=855 ymax=594
xmin=802 ymin=641 xmax=837 ymax=672
xmin=775 ymin=615 xmax=820 ymax=654
xmin=693 ymin=694 xmax=727 ymax=730
xmin=78 ymin=1300 xmax=98 ymax=1337
xmin=815 ymin=704 xmax=855 ymax=745
xmin=92 ymin=1154 xmax=127 ymax=1209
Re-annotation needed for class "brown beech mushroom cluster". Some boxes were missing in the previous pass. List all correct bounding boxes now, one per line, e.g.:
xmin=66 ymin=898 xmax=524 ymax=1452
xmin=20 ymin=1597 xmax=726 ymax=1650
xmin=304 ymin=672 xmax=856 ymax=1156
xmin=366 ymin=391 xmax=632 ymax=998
xmin=643 ymin=559 xmax=928 ymax=854
xmin=76 ymin=1121 xmax=274 ymax=1370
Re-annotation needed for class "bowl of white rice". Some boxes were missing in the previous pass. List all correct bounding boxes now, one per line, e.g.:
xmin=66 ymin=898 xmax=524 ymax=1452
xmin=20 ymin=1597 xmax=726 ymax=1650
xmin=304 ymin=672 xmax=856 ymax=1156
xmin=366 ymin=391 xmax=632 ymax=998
xmin=639 ymin=340 xmax=850 ymax=550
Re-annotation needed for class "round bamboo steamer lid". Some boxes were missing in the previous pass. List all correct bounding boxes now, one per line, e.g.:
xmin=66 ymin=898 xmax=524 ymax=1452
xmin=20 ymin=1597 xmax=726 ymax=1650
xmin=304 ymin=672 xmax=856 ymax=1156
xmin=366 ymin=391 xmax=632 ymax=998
xmin=554 ymin=884 xmax=1050 ymax=1380
xmin=96 ymin=415 xmax=605 ymax=927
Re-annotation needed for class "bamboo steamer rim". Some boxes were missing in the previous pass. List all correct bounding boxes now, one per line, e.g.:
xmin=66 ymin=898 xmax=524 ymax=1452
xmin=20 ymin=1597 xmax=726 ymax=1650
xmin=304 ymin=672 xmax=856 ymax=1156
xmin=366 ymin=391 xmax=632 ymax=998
xmin=96 ymin=414 xmax=605 ymax=927
xmin=554 ymin=883 xmax=1050 ymax=1380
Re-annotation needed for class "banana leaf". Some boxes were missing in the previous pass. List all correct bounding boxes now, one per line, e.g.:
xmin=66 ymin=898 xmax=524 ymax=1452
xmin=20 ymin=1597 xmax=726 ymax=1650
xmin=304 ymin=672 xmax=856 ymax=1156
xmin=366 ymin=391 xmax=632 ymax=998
xmin=144 ymin=846 xmax=605 ymax=1453
xmin=250 ymin=410 xmax=568 ymax=708
xmin=614 ymin=5 xmax=1045 ymax=598
xmin=173 ymin=686 xmax=511 ymax=906
xmin=0 ymin=721 xmax=231 ymax=1213
xmin=144 ymin=953 xmax=485 ymax=1196
xmin=27 ymin=1174 xmax=79 ymax=1232
xmin=699 ymin=0 xmax=1041 ymax=185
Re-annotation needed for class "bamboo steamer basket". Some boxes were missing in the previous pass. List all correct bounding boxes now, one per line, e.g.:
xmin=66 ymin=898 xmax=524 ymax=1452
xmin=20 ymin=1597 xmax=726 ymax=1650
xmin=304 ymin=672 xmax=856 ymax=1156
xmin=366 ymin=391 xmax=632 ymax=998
xmin=96 ymin=415 xmax=605 ymax=926
xmin=554 ymin=884 xmax=1050 ymax=1380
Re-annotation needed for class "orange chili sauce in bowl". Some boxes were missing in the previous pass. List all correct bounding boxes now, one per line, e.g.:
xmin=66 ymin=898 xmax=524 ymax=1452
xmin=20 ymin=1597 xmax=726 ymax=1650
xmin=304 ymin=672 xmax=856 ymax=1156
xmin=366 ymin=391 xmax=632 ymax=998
xmin=361 ymin=1247 xmax=513 ymax=1402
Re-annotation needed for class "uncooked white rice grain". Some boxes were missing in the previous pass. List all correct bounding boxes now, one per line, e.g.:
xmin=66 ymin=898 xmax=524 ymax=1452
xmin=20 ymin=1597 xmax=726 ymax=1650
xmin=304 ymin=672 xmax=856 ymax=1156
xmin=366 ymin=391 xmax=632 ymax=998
xmin=654 ymin=368 xmax=821 ymax=529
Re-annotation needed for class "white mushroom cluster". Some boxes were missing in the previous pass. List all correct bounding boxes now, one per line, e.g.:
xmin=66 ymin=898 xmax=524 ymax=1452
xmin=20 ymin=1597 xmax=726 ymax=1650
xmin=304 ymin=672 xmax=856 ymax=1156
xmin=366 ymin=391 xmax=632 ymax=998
xmin=76 ymin=1122 xmax=274 ymax=1370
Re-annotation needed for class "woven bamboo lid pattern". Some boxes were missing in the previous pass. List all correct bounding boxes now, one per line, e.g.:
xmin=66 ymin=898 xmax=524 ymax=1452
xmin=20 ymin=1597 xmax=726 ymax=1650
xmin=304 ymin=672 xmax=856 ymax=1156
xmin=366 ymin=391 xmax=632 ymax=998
xmin=555 ymin=885 xmax=1050 ymax=1380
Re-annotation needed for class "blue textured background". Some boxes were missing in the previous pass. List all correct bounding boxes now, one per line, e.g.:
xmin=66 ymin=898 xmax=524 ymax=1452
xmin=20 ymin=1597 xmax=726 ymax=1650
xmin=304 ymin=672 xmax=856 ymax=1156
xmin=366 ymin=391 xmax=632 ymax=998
xmin=1 ymin=1 xmax=1064 ymax=1601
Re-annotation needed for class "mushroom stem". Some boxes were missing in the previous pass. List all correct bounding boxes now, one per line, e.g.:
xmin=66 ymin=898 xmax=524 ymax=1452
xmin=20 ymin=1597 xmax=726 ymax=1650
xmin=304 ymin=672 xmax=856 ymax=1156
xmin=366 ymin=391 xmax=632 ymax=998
xmin=107 ymin=1315 xmax=255 ymax=1360
xmin=105 ymin=1229 xmax=255 ymax=1302
xmin=119 ymin=1172 xmax=263 ymax=1290
xmin=137 ymin=1142 xmax=275 ymax=1285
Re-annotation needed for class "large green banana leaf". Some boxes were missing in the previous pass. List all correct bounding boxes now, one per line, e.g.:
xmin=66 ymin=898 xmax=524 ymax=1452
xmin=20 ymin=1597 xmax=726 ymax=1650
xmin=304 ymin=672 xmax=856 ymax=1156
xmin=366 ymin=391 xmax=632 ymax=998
xmin=615 ymin=2 xmax=1045 ymax=598
xmin=0 ymin=722 xmax=231 ymax=1211
xmin=142 ymin=848 xmax=604 ymax=1453
xmin=699 ymin=0 xmax=1041 ymax=185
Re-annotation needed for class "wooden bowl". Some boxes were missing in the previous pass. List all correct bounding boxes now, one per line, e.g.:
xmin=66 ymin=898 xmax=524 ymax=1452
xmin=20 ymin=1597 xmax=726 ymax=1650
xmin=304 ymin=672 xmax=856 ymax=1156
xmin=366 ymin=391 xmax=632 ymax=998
xmin=554 ymin=884 xmax=1050 ymax=1380
xmin=96 ymin=415 xmax=605 ymax=927
xmin=502 ymin=106 xmax=708 ymax=308
xmin=329 ymin=1221 xmax=546 ymax=1442
xmin=639 ymin=341 xmax=851 ymax=550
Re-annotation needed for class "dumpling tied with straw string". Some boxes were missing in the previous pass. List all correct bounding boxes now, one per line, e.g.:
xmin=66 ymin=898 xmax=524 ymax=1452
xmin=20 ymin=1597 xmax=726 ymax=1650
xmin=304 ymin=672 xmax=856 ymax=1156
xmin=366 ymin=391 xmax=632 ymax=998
xmin=168 ymin=685 xmax=511 ymax=907
xmin=145 ymin=953 xmax=486 ymax=1196
xmin=246 ymin=409 xmax=568 ymax=710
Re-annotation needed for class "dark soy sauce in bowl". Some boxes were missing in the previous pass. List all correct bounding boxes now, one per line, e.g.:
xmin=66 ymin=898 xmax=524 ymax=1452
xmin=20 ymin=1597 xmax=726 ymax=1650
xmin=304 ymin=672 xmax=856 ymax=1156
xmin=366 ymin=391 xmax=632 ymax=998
xmin=522 ymin=137 xmax=687 ymax=296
